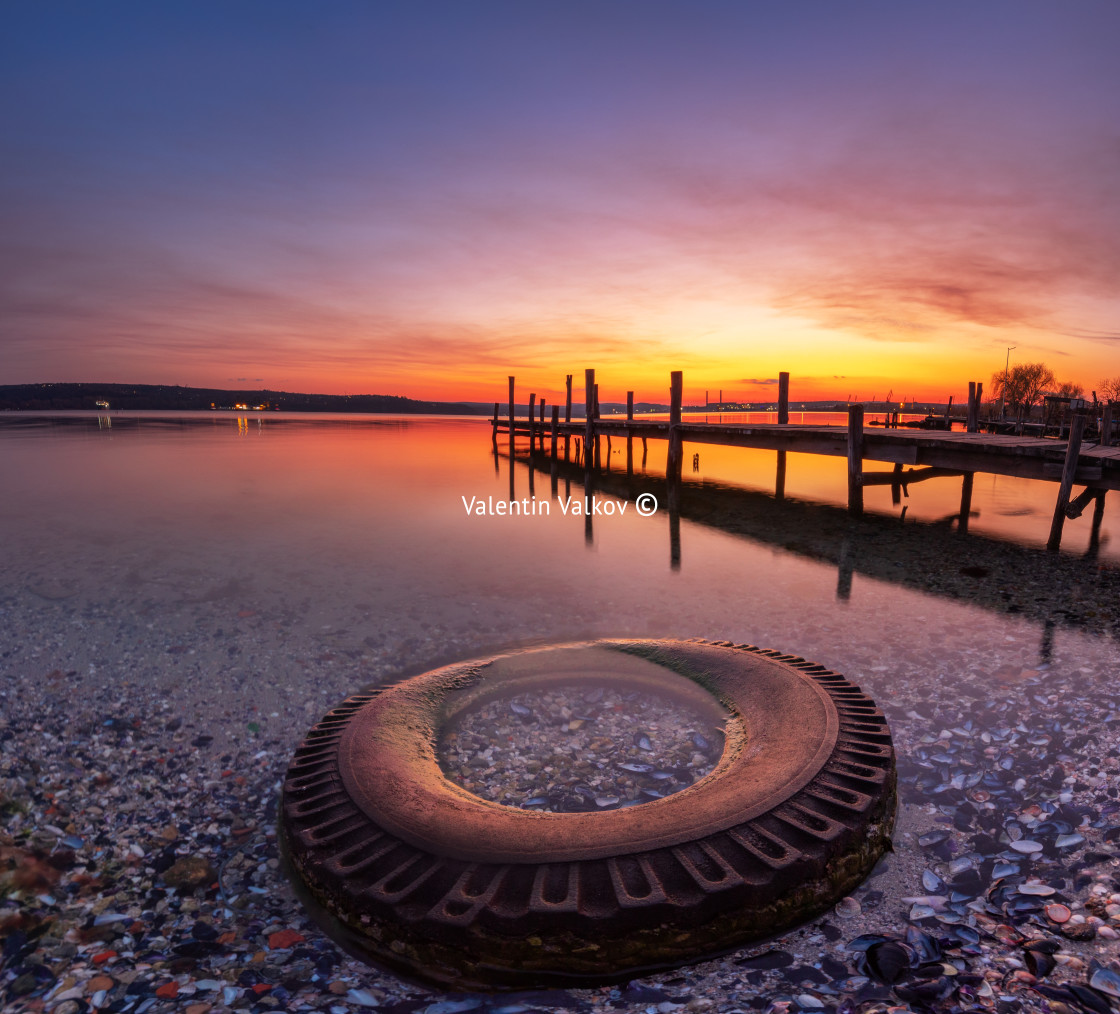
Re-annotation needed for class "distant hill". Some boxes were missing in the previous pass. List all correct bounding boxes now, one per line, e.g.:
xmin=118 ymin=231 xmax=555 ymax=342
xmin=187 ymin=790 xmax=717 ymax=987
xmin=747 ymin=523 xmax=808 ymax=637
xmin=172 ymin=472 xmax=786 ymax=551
xmin=0 ymin=383 xmax=949 ymax=416
xmin=0 ymin=383 xmax=494 ymax=414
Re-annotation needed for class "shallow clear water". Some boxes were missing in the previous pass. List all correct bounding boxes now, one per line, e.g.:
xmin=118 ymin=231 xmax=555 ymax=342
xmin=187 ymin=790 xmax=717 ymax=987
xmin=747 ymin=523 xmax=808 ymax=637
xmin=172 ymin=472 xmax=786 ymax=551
xmin=2 ymin=412 xmax=1116 ymax=664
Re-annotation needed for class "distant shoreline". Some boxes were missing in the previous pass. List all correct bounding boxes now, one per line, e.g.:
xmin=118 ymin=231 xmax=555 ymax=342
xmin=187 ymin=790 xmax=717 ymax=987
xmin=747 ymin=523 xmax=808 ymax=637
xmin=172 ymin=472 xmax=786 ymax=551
xmin=0 ymin=382 xmax=954 ymax=415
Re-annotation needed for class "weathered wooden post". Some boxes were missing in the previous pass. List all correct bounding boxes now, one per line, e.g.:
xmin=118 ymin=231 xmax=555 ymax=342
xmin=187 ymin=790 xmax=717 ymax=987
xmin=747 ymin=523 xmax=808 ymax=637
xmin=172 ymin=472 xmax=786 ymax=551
xmin=550 ymin=405 xmax=559 ymax=487
xmin=775 ymin=450 xmax=787 ymax=500
xmin=584 ymin=369 xmax=595 ymax=472
xmin=491 ymin=401 xmax=499 ymax=445
xmin=847 ymin=404 xmax=864 ymax=515
xmin=778 ymin=372 xmax=789 ymax=425
xmin=959 ymin=473 xmax=974 ymax=533
xmin=593 ymin=383 xmax=601 ymax=470
xmin=1102 ymin=402 xmax=1115 ymax=448
xmin=508 ymin=376 xmax=515 ymax=440
xmin=564 ymin=374 xmax=573 ymax=460
xmin=626 ymin=391 xmax=634 ymax=474
xmin=890 ymin=462 xmax=903 ymax=506
xmin=539 ymin=398 xmax=546 ymax=438
xmin=966 ymin=382 xmax=978 ymax=433
xmin=667 ymin=371 xmax=683 ymax=480
xmin=1047 ymin=409 xmax=1088 ymax=552
xmin=1088 ymin=491 xmax=1108 ymax=558
xmin=528 ymin=393 xmax=536 ymax=454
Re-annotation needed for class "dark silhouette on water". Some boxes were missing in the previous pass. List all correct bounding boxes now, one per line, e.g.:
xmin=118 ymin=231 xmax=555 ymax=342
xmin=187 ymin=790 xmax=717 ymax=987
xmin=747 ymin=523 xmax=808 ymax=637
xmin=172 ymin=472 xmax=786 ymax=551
xmin=502 ymin=445 xmax=1119 ymax=643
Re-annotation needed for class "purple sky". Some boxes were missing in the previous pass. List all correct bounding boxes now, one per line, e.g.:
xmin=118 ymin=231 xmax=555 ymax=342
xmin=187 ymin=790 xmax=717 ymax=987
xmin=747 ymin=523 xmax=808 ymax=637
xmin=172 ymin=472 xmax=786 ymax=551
xmin=2 ymin=2 xmax=1118 ymax=401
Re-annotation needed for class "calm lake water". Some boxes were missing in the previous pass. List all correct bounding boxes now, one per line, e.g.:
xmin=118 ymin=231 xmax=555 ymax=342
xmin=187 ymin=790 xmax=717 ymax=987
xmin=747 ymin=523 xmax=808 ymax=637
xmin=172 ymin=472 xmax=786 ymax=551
xmin=2 ymin=411 xmax=1117 ymax=663
xmin=2 ymin=411 xmax=1119 ymax=1004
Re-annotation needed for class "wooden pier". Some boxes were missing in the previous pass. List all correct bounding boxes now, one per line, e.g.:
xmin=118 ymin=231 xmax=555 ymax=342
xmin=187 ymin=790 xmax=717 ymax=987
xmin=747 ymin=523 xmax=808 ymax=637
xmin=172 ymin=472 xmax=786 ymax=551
xmin=493 ymin=370 xmax=1118 ymax=552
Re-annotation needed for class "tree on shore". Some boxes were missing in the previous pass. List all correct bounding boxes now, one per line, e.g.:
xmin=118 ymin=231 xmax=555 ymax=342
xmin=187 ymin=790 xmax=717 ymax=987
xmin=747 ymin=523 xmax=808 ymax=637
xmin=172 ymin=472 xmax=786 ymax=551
xmin=1100 ymin=376 xmax=1120 ymax=403
xmin=1053 ymin=380 xmax=1084 ymax=399
xmin=988 ymin=362 xmax=1055 ymax=415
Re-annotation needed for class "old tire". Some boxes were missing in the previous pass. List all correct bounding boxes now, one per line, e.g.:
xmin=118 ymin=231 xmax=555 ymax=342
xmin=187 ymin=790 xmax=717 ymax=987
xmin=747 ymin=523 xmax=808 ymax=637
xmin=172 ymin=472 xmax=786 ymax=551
xmin=280 ymin=639 xmax=896 ymax=990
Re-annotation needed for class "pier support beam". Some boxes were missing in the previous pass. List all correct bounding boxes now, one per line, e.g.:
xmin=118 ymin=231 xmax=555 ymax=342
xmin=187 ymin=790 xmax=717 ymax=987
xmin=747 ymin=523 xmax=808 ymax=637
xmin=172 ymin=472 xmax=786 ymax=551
xmin=1088 ymin=491 xmax=1108 ymax=558
xmin=1102 ymin=402 xmax=1114 ymax=448
xmin=967 ymin=382 xmax=978 ymax=433
xmin=958 ymin=472 xmax=974 ymax=533
xmin=778 ymin=372 xmax=789 ymax=425
xmin=847 ymin=404 xmax=864 ymax=516
xmin=593 ymin=384 xmax=601 ymax=470
xmin=626 ymin=391 xmax=634 ymax=475
xmin=528 ymin=393 xmax=536 ymax=454
xmin=565 ymin=375 xmax=573 ymax=460
xmin=667 ymin=371 xmax=683 ymax=480
xmin=550 ymin=405 xmax=559 ymax=489
xmin=1047 ymin=410 xmax=1088 ymax=552
xmin=508 ymin=377 xmax=515 ymax=441
xmin=584 ymin=369 xmax=595 ymax=472
xmin=491 ymin=402 xmax=498 ymax=445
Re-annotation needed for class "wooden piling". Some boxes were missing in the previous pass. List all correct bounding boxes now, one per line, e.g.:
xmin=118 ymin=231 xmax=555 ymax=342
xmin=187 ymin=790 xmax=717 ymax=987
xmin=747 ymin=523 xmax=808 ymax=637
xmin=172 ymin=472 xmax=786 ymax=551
xmin=1088 ymin=491 xmax=1108 ymax=557
xmin=778 ymin=372 xmax=789 ymax=425
xmin=528 ymin=393 xmax=536 ymax=454
xmin=668 ymin=371 xmax=683 ymax=480
xmin=626 ymin=391 xmax=634 ymax=474
xmin=550 ymin=405 xmax=559 ymax=483
xmin=564 ymin=374 xmax=573 ymax=459
xmin=1102 ymin=402 xmax=1114 ymax=448
xmin=775 ymin=450 xmax=787 ymax=500
xmin=1047 ymin=410 xmax=1088 ymax=552
xmin=847 ymin=404 xmax=864 ymax=515
xmin=967 ymin=382 xmax=978 ymax=433
xmin=491 ymin=401 xmax=498 ymax=444
xmin=508 ymin=377 xmax=515 ymax=440
xmin=959 ymin=472 xmax=974 ymax=533
xmin=584 ymin=369 xmax=595 ymax=471
xmin=593 ymin=384 xmax=601 ymax=470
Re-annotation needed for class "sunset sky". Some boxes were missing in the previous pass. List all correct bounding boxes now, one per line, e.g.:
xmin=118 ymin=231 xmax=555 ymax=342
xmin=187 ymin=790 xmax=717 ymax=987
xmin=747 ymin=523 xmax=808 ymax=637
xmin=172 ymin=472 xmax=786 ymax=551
xmin=2 ymin=2 xmax=1118 ymax=405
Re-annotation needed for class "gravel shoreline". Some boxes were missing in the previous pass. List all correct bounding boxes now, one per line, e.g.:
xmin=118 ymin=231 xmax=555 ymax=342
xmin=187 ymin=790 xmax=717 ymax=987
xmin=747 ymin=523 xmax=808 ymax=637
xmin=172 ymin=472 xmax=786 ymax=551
xmin=4 ymin=570 xmax=1120 ymax=1014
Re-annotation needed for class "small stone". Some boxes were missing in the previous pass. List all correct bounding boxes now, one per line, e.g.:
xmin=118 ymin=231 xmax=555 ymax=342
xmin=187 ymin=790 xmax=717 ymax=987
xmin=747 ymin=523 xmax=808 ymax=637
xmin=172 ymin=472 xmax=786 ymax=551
xmin=87 ymin=976 xmax=114 ymax=992
xmin=162 ymin=855 xmax=217 ymax=891
xmin=156 ymin=981 xmax=180 ymax=998
xmin=267 ymin=929 xmax=305 ymax=949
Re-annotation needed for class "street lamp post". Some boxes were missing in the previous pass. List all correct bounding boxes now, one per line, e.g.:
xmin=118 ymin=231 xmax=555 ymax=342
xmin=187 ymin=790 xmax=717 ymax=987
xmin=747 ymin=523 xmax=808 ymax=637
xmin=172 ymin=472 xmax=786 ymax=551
xmin=1000 ymin=346 xmax=1016 ymax=420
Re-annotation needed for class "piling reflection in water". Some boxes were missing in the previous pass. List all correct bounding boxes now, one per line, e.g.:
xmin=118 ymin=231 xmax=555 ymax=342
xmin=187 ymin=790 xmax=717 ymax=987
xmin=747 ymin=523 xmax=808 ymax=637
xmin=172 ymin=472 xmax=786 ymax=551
xmin=504 ymin=438 xmax=1120 ymax=646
